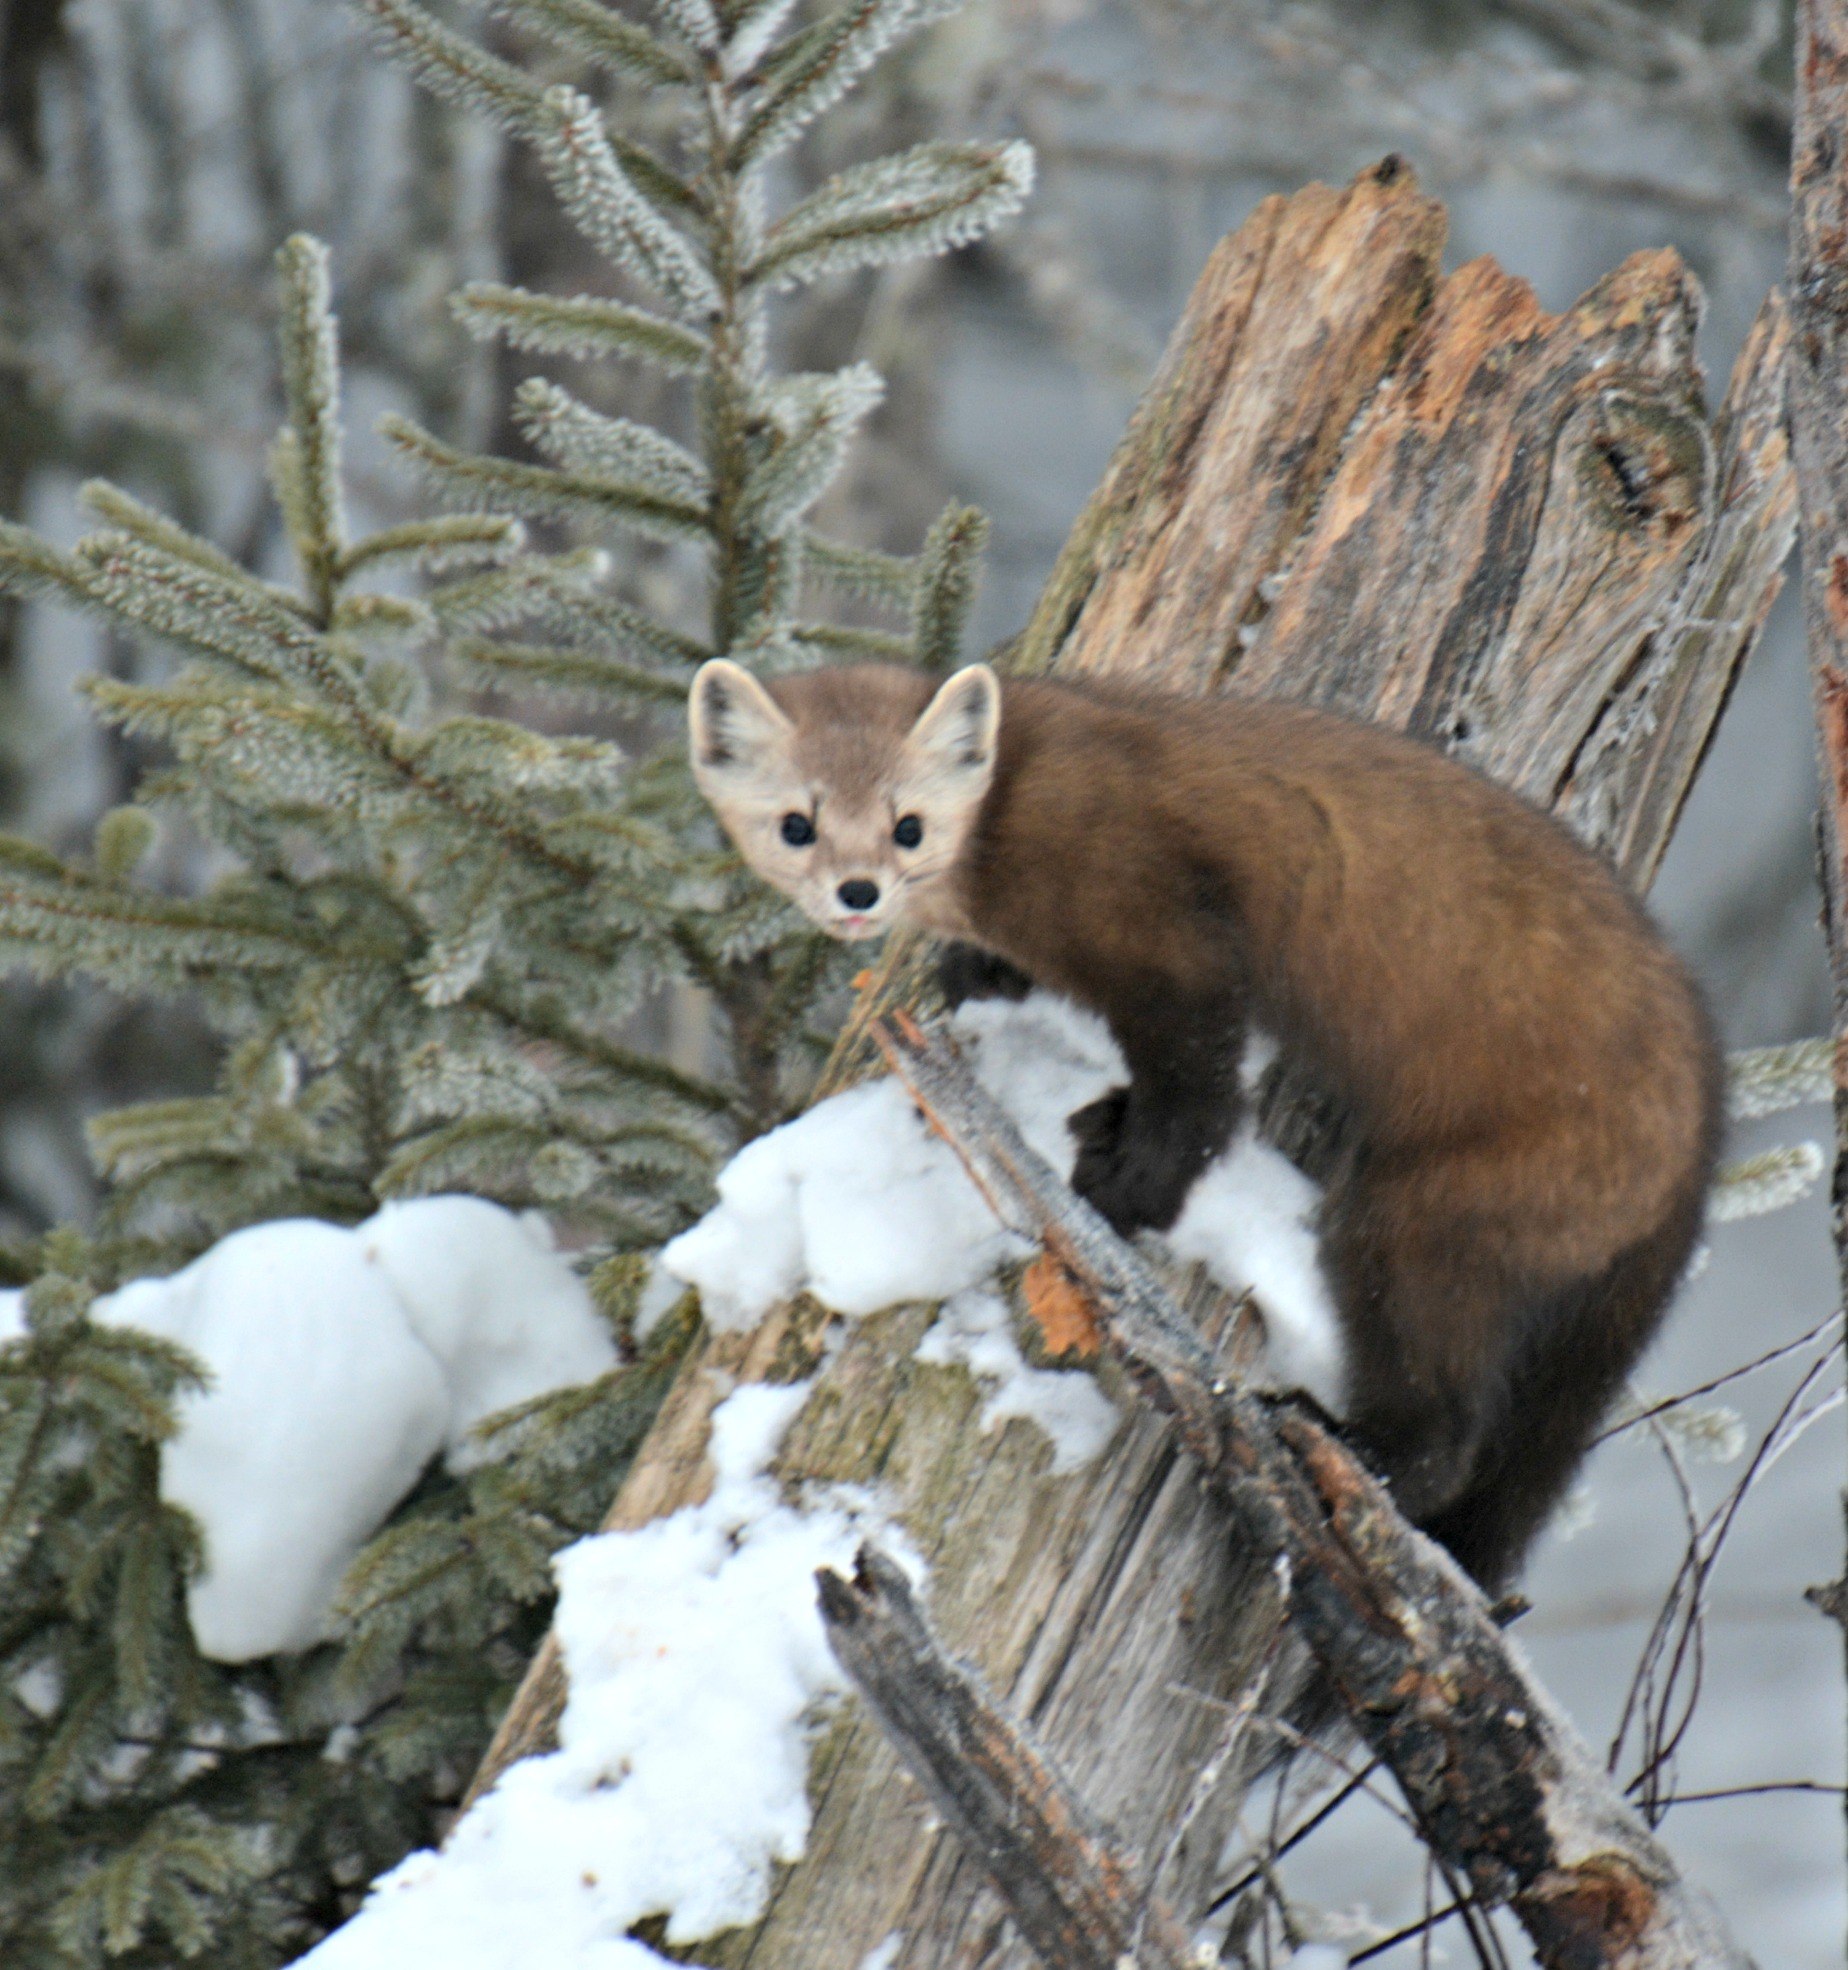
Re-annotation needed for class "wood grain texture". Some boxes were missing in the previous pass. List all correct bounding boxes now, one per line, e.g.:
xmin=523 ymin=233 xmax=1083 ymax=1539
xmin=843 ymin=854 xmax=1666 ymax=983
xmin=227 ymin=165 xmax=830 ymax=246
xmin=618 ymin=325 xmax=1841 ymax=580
xmin=1016 ymin=156 xmax=1445 ymax=693
xmin=817 ymin=1547 xmax=1199 ymax=1970
xmin=1787 ymin=0 xmax=1848 ymax=1843
xmin=460 ymin=161 xmax=1794 ymax=1967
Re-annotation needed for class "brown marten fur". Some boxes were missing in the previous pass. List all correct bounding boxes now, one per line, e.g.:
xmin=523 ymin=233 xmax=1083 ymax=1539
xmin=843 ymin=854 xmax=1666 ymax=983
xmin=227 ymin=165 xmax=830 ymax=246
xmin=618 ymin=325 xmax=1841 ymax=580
xmin=688 ymin=660 xmax=1722 ymax=1589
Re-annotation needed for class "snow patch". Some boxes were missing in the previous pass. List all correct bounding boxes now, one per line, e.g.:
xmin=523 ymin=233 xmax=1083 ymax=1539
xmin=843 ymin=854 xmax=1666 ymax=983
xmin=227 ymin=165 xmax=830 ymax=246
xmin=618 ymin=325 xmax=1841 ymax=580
xmin=100 ymin=1220 xmax=452 ymax=1665
xmin=916 ymin=1289 xmax=1119 ymax=1473
xmin=358 ymin=1196 xmax=616 ymax=1463
xmin=664 ymin=992 xmax=1347 ymax=1416
xmin=301 ymin=1379 xmax=890 ymax=1970
xmin=0 ymin=1198 xmax=617 ymax=1662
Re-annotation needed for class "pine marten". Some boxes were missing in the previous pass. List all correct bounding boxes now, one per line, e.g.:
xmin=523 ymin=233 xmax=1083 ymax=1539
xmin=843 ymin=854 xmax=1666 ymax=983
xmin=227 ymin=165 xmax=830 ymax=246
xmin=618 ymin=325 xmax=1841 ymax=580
xmin=687 ymin=659 xmax=1721 ymax=1588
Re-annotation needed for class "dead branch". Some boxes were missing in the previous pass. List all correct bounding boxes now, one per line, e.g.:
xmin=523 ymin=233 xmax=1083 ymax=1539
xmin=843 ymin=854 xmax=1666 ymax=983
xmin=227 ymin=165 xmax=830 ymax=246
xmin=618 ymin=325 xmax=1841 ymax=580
xmin=871 ymin=1010 xmax=1755 ymax=1970
xmin=816 ymin=1547 xmax=1199 ymax=1970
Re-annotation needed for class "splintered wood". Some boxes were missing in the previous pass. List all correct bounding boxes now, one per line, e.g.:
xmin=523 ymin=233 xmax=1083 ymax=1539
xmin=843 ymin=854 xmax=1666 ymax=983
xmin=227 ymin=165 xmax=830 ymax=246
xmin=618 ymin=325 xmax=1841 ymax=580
xmin=467 ymin=159 xmax=1795 ymax=1969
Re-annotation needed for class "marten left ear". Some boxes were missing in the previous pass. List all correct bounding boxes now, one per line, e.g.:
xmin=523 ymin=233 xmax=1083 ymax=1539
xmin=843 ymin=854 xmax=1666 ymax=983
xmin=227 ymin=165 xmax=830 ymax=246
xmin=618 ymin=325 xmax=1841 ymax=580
xmin=903 ymin=664 xmax=1001 ymax=801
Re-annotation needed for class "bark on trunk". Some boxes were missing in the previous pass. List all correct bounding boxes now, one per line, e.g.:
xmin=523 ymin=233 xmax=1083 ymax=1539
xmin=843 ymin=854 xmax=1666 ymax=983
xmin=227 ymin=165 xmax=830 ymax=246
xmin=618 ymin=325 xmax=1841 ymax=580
xmin=1786 ymin=0 xmax=1848 ymax=1895
xmin=469 ymin=159 xmax=1795 ymax=1965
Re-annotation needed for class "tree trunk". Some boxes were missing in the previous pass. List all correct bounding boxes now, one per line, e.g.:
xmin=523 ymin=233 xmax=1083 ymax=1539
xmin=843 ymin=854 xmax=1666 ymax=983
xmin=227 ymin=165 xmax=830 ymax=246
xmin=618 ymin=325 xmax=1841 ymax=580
xmin=470 ymin=159 xmax=1795 ymax=1966
xmin=1786 ymin=0 xmax=1848 ymax=1897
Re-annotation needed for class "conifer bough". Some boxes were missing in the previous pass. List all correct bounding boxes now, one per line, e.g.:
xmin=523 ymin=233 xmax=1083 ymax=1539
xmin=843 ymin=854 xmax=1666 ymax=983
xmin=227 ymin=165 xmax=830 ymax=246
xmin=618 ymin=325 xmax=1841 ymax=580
xmin=0 ymin=0 xmax=1030 ymax=1957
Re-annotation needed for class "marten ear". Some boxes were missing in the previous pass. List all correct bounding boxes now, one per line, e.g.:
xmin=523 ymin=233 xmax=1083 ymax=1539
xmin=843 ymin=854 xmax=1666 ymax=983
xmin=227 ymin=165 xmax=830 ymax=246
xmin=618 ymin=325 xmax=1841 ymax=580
xmin=689 ymin=659 xmax=795 ymax=798
xmin=902 ymin=664 xmax=1000 ymax=803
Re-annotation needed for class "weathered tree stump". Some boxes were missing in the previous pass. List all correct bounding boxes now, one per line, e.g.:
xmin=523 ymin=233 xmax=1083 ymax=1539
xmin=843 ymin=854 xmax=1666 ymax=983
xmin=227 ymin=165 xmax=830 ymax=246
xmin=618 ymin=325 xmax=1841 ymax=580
xmin=470 ymin=160 xmax=1795 ymax=1966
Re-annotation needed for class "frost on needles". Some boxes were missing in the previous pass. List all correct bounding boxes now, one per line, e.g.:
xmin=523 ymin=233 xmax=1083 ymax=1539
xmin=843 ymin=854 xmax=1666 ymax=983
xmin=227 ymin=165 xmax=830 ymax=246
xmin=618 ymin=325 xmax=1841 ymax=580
xmin=0 ymin=0 xmax=1031 ymax=1959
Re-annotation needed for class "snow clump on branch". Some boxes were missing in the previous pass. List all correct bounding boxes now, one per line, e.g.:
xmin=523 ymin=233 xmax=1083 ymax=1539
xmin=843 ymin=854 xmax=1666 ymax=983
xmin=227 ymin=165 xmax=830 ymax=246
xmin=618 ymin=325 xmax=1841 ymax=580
xmin=662 ymin=992 xmax=1349 ymax=1419
xmin=0 ymin=1196 xmax=616 ymax=1661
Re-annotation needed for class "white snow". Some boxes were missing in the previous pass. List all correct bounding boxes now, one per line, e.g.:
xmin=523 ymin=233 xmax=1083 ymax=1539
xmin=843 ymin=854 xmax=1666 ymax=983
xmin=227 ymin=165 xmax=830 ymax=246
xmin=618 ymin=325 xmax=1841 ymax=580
xmin=301 ymin=1378 xmax=890 ymax=1970
xmin=358 ymin=1197 xmax=617 ymax=1462
xmin=664 ymin=992 xmax=1348 ymax=1417
xmin=101 ymin=1221 xmax=454 ymax=1664
xmin=915 ymin=1288 xmax=1119 ymax=1472
xmin=0 ymin=1197 xmax=617 ymax=1662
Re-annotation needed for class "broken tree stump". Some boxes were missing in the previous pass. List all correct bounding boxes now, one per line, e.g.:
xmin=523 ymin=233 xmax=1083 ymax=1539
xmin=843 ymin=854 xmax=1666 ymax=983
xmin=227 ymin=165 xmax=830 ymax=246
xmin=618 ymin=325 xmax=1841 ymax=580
xmin=467 ymin=160 xmax=1796 ymax=1966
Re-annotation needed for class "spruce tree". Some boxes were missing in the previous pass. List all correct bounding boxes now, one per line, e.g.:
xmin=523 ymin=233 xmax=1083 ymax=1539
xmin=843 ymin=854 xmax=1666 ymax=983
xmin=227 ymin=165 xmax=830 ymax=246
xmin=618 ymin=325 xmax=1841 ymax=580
xmin=0 ymin=0 xmax=1029 ymax=1959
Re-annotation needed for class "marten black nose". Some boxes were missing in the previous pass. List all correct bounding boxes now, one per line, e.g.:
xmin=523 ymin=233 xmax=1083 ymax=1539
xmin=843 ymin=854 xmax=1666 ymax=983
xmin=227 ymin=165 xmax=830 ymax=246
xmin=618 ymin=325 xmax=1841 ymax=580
xmin=838 ymin=879 xmax=879 ymax=911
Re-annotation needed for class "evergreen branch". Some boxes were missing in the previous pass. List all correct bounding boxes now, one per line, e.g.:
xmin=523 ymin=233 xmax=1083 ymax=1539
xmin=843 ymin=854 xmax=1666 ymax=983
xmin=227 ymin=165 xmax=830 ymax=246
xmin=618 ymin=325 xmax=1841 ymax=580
xmin=1709 ymin=1141 xmax=1826 ymax=1221
xmin=1726 ymin=1037 xmax=1833 ymax=1119
xmin=912 ymin=500 xmax=989 ymax=669
xmin=789 ymin=622 xmax=916 ymax=661
xmin=452 ymin=639 xmax=697 ymax=704
xmin=334 ymin=593 xmax=435 ymax=639
xmin=54 ymin=533 xmax=357 ymax=702
xmin=733 ymin=0 xmax=965 ymax=171
xmin=356 ymin=0 xmax=548 ymax=131
xmin=743 ymin=366 xmax=884 ymax=535
xmin=427 ymin=550 xmax=613 ymax=635
xmin=801 ymin=530 xmax=919 ymax=609
xmin=723 ymin=0 xmax=803 ymax=75
xmin=0 ymin=844 xmax=346 ymax=994
xmin=362 ymin=0 xmax=707 ymax=237
xmin=521 ymin=587 xmax=710 ymax=668
xmin=382 ymin=413 xmax=713 ymax=546
xmin=452 ymin=283 xmax=711 ymax=373
xmin=489 ymin=0 xmax=694 ymax=84
xmin=336 ymin=515 xmax=527 ymax=578
xmin=750 ymin=140 xmax=1034 ymax=289
xmin=471 ymin=983 xmax=744 ymax=1121
xmin=532 ymin=88 xmax=722 ymax=318
xmin=76 ymin=484 xmax=307 ymax=615
xmin=513 ymin=378 xmax=710 ymax=502
xmin=85 ymin=680 xmax=408 ymax=826
xmin=0 ymin=517 xmax=80 ymax=602
xmin=645 ymin=0 xmax=723 ymax=57
xmin=275 ymin=237 xmax=348 ymax=620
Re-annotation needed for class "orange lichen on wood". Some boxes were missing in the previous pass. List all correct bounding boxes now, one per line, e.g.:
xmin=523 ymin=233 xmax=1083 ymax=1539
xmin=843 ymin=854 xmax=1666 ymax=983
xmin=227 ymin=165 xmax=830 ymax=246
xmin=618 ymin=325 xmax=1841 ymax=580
xmin=1022 ymin=1251 xmax=1104 ymax=1361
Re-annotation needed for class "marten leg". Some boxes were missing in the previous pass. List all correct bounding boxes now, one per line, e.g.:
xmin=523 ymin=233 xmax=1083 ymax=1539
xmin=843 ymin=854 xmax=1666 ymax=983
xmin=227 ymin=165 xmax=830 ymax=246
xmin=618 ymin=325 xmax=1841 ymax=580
xmin=1421 ymin=1209 xmax=1698 ymax=1587
xmin=1322 ymin=1155 xmax=1701 ymax=1581
xmin=937 ymin=941 xmax=1034 ymax=1009
xmin=1318 ymin=1182 xmax=1520 ymax=1528
xmin=1069 ymin=991 xmax=1246 ymax=1234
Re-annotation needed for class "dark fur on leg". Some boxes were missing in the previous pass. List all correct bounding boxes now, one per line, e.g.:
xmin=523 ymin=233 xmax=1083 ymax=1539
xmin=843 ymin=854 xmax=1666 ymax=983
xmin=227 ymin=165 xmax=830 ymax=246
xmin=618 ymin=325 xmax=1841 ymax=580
xmin=937 ymin=941 xmax=1034 ymax=1009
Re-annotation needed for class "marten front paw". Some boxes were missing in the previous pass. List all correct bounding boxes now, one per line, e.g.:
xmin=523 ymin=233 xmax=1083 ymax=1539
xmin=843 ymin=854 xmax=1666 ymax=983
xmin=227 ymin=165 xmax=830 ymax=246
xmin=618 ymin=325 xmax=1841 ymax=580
xmin=1066 ymin=1086 xmax=1128 ymax=1158
xmin=1068 ymin=1090 xmax=1192 ymax=1235
xmin=937 ymin=942 xmax=1034 ymax=1010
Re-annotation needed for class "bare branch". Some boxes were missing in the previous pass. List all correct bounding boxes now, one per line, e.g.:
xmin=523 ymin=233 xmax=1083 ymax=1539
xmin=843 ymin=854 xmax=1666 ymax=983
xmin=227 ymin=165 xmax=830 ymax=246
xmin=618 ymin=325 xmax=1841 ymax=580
xmin=815 ymin=1546 xmax=1200 ymax=1970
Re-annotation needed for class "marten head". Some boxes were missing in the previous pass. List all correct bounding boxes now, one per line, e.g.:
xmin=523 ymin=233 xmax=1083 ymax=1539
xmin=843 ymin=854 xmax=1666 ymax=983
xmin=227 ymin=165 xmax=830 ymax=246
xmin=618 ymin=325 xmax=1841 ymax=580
xmin=688 ymin=660 xmax=1001 ymax=941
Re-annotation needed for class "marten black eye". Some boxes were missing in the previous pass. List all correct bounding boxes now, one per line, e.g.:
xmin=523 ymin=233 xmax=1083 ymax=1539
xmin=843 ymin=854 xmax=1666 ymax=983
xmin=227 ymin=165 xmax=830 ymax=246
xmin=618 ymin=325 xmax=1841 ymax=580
xmin=781 ymin=812 xmax=816 ymax=848
xmin=893 ymin=814 xmax=924 ymax=850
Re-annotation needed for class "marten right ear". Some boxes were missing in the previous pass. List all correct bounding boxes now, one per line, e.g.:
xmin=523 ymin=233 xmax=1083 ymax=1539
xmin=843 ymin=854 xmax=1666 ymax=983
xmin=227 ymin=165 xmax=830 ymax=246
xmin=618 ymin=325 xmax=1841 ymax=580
xmin=902 ymin=664 xmax=1001 ymax=802
xmin=688 ymin=659 xmax=795 ymax=798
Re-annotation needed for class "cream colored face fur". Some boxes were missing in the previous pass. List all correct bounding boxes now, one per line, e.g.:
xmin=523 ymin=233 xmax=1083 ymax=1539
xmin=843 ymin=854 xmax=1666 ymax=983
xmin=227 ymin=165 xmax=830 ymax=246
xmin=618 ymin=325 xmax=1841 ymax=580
xmin=688 ymin=660 xmax=1001 ymax=941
